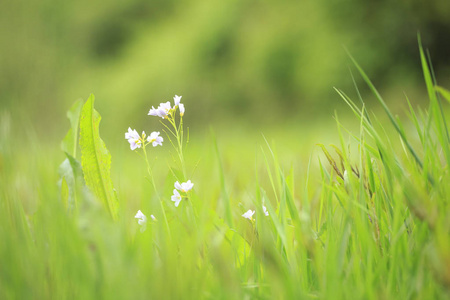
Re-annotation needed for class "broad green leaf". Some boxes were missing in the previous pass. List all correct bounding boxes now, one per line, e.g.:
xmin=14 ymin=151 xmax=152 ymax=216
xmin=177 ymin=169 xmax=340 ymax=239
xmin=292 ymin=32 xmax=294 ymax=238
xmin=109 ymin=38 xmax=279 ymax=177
xmin=79 ymin=94 xmax=118 ymax=220
xmin=58 ymin=151 xmax=85 ymax=213
xmin=61 ymin=99 xmax=83 ymax=157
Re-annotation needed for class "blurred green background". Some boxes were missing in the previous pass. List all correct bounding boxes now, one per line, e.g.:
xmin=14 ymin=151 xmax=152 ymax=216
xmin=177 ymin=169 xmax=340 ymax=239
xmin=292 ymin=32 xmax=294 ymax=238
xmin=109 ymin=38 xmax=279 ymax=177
xmin=1 ymin=0 xmax=450 ymax=144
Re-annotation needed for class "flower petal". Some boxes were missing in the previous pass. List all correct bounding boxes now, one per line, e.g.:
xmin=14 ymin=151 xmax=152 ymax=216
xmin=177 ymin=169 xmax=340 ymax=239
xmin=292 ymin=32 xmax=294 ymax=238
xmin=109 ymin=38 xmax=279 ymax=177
xmin=129 ymin=141 xmax=139 ymax=150
xmin=135 ymin=210 xmax=145 ymax=219
xmin=242 ymin=210 xmax=255 ymax=220
xmin=263 ymin=205 xmax=269 ymax=216
xmin=173 ymin=95 xmax=182 ymax=106
xmin=148 ymin=106 xmax=159 ymax=116
xmin=174 ymin=181 xmax=182 ymax=191
xmin=179 ymin=103 xmax=185 ymax=116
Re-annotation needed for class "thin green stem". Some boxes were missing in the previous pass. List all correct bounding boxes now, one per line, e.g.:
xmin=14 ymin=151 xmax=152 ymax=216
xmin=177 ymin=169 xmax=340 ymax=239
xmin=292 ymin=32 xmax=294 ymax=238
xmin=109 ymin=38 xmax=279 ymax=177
xmin=141 ymin=144 xmax=172 ymax=239
xmin=167 ymin=114 xmax=187 ymax=179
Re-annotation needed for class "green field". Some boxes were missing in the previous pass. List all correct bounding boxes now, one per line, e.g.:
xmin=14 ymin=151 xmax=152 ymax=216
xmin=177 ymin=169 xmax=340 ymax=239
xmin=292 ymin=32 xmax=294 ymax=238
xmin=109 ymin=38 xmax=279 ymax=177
xmin=1 ymin=41 xmax=449 ymax=299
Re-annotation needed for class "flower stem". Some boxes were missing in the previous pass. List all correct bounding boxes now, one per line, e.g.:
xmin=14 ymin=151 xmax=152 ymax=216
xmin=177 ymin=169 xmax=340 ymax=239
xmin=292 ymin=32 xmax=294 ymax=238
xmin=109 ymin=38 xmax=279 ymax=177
xmin=168 ymin=115 xmax=187 ymax=179
xmin=168 ymin=112 xmax=198 ymax=227
xmin=142 ymin=144 xmax=172 ymax=239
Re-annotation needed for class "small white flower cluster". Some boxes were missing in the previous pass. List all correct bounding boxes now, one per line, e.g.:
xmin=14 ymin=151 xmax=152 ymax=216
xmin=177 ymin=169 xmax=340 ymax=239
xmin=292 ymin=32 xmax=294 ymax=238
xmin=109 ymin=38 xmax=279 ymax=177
xmin=171 ymin=180 xmax=194 ymax=207
xmin=148 ymin=95 xmax=185 ymax=118
xmin=242 ymin=205 xmax=269 ymax=221
xmin=125 ymin=128 xmax=163 ymax=150
xmin=135 ymin=210 xmax=156 ymax=232
xmin=135 ymin=180 xmax=194 ymax=232
xmin=131 ymin=95 xmax=194 ymax=232
xmin=125 ymin=94 xmax=186 ymax=151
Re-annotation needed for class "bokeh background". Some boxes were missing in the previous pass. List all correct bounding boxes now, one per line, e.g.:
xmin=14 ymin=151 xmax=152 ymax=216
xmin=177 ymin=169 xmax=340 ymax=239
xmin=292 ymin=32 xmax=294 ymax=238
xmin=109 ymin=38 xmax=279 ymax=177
xmin=1 ymin=0 xmax=450 ymax=146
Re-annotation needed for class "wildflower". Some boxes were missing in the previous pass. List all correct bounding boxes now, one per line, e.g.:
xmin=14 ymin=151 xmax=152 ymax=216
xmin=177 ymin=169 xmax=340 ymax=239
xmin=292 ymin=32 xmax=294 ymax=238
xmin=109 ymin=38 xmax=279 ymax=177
xmin=242 ymin=210 xmax=255 ymax=221
xmin=125 ymin=127 xmax=142 ymax=150
xmin=150 ymin=214 xmax=157 ymax=221
xmin=147 ymin=131 xmax=163 ymax=147
xmin=263 ymin=205 xmax=269 ymax=216
xmin=172 ymin=180 xmax=193 ymax=207
xmin=148 ymin=101 xmax=172 ymax=119
xmin=148 ymin=106 xmax=160 ymax=117
xmin=179 ymin=103 xmax=185 ymax=116
xmin=135 ymin=210 xmax=147 ymax=232
xmin=158 ymin=101 xmax=172 ymax=116
xmin=171 ymin=189 xmax=182 ymax=207
xmin=173 ymin=95 xmax=182 ymax=106
xmin=174 ymin=180 xmax=194 ymax=193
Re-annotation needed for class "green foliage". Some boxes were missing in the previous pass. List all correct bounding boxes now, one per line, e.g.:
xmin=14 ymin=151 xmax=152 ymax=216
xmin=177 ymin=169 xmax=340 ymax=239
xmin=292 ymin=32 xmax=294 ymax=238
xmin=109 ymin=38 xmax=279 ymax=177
xmin=436 ymin=86 xmax=450 ymax=103
xmin=58 ymin=153 xmax=84 ymax=213
xmin=1 ymin=49 xmax=449 ymax=299
xmin=58 ymin=99 xmax=84 ymax=212
xmin=79 ymin=94 xmax=119 ymax=220
xmin=61 ymin=99 xmax=83 ymax=157
xmin=212 ymin=128 xmax=233 ymax=228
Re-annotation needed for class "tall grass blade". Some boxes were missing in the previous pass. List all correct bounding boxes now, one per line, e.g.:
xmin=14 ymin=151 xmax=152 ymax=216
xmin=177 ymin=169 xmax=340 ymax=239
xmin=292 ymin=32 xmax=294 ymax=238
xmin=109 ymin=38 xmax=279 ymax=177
xmin=211 ymin=128 xmax=233 ymax=228
xmin=346 ymin=49 xmax=435 ymax=184
xmin=418 ymin=37 xmax=450 ymax=165
xmin=436 ymin=86 xmax=450 ymax=103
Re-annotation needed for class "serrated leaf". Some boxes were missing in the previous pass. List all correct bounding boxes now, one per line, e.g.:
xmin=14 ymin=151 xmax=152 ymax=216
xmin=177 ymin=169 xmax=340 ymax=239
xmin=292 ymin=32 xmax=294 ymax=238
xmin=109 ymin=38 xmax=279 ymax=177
xmin=79 ymin=94 xmax=119 ymax=220
xmin=61 ymin=99 xmax=83 ymax=157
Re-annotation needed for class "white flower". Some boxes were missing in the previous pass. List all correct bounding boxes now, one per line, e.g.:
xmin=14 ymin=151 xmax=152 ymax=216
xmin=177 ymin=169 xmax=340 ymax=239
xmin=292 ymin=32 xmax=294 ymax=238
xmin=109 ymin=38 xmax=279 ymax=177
xmin=150 ymin=214 xmax=156 ymax=221
xmin=148 ymin=106 xmax=160 ymax=117
xmin=147 ymin=131 xmax=163 ymax=147
xmin=125 ymin=127 xmax=142 ymax=150
xmin=148 ymin=101 xmax=172 ymax=119
xmin=173 ymin=95 xmax=182 ymax=106
xmin=135 ymin=210 xmax=147 ymax=232
xmin=171 ymin=189 xmax=182 ymax=207
xmin=174 ymin=180 xmax=194 ymax=193
xmin=179 ymin=103 xmax=185 ymax=116
xmin=159 ymin=101 xmax=172 ymax=114
xmin=263 ymin=205 xmax=269 ymax=216
xmin=135 ymin=210 xmax=147 ymax=225
xmin=242 ymin=210 xmax=255 ymax=221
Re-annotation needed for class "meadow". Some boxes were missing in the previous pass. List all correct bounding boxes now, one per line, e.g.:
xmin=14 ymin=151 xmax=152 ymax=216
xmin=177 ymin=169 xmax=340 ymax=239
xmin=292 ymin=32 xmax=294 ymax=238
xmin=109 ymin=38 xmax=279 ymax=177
xmin=0 ymin=39 xmax=449 ymax=300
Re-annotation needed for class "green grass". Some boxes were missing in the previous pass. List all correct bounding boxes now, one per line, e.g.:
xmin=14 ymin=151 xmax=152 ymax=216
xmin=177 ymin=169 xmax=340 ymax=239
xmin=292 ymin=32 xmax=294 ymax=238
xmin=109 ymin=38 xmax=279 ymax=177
xmin=0 ymin=51 xmax=449 ymax=299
